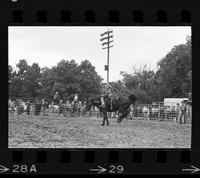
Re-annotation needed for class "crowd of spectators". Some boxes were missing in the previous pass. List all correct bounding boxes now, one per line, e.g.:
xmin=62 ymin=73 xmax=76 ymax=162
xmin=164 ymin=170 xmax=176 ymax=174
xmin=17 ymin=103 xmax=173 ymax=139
xmin=9 ymin=95 xmax=192 ymax=124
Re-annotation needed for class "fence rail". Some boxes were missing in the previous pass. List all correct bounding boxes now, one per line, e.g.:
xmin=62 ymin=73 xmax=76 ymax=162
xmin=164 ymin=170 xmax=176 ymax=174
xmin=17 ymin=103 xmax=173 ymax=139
xmin=8 ymin=97 xmax=192 ymax=124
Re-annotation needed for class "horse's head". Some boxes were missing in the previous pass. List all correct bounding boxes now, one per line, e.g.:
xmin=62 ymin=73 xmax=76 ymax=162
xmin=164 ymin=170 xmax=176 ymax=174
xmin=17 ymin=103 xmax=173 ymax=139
xmin=128 ymin=94 xmax=137 ymax=104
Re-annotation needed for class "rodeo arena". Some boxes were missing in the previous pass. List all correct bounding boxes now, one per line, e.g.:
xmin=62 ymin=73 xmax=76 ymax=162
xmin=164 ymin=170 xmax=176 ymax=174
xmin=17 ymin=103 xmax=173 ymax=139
xmin=8 ymin=27 xmax=192 ymax=148
xmin=8 ymin=91 xmax=192 ymax=148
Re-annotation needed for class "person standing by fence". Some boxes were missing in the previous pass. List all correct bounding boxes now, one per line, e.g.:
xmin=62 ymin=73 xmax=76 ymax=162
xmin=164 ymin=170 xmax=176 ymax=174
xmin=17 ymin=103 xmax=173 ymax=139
xmin=188 ymin=92 xmax=192 ymax=105
xmin=72 ymin=94 xmax=79 ymax=116
xmin=58 ymin=99 xmax=64 ymax=116
xmin=176 ymin=103 xmax=181 ymax=122
xmin=53 ymin=92 xmax=60 ymax=105
xmin=26 ymin=101 xmax=31 ymax=115
xmin=74 ymin=94 xmax=78 ymax=102
xmin=52 ymin=92 xmax=60 ymax=115
xmin=179 ymin=100 xmax=187 ymax=124
xmin=186 ymin=92 xmax=192 ymax=123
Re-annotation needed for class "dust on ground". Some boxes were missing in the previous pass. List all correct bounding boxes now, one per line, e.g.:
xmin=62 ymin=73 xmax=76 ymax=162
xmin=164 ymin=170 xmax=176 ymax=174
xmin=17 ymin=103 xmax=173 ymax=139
xmin=9 ymin=115 xmax=191 ymax=148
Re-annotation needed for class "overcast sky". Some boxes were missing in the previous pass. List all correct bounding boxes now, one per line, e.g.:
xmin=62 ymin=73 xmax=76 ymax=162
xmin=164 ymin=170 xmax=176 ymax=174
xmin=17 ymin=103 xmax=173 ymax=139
xmin=9 ymin=26 xmax=191 ymax=82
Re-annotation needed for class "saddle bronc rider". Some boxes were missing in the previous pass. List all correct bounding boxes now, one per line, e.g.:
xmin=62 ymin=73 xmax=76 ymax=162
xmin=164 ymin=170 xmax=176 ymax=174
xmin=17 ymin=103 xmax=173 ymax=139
xmin=100 ymin=83 xmax=113 ymax=109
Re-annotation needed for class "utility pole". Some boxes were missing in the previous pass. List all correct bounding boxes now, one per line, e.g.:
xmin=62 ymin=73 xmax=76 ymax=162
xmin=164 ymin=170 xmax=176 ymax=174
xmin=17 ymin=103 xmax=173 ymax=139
xmin=100 ymin=29 xmax=113 ymax=83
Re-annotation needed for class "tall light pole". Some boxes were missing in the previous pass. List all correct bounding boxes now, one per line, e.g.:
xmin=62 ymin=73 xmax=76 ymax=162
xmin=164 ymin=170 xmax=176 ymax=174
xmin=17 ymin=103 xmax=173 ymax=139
xmin=100 ymin=29 xmax=113 ymax=83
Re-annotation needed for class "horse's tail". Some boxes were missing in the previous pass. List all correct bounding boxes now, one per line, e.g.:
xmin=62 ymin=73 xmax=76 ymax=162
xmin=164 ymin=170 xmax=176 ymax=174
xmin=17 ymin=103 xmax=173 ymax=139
xmin=128 ymin=94 xmax=137 ymax=104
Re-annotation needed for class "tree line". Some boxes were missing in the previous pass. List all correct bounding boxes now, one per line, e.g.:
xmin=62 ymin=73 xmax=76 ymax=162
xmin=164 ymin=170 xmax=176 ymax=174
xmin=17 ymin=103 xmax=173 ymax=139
xmin=9 ymin=36 xmax=191 ymax=103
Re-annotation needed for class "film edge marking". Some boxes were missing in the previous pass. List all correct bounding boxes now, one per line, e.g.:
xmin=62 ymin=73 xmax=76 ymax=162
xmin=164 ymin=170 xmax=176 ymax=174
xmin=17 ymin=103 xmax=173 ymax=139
xmin=89 ymin=166 xmax=107 ymax=174
xmin=182 ymin=165 xmax=200 ymax=174
xmin=0 ymin=165 xmax=9 ymax=173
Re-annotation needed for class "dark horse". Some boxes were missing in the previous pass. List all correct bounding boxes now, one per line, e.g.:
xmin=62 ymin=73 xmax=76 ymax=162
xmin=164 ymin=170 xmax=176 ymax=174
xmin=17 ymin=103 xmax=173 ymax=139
xmin=86 ymin=94 xmax=137 ymax=126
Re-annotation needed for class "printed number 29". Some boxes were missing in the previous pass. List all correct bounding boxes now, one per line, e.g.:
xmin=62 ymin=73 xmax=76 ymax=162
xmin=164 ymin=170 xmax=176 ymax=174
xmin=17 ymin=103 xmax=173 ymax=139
xmin=109 ymin=165 xmax=124 ymax=173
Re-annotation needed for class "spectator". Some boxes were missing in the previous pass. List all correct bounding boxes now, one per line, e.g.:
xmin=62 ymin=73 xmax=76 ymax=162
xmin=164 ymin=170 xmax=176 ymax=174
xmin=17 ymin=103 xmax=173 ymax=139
xmin=130 ymin=105 xmax=135 ymax=119
xmin=148 ymin=105 xmax=152 ymax=120
xmin=176 ymin=103 xmax=181 ymax=122
xmin=179 ymin=100 xmax=187 ymax=124
xmin=9 ymin=98 xmax=11 ymax=107
xmin=17 ymin=99 xmax=23 ymax=115
xmin=172 ymin=106 xmax=176 ymax=121
xmin=74 ymin=94 xmax=79 ymax=102
xmin=42 ymin=99 xmax=49 ymax=116
xmin=159 ymin=105 xmax=165 ymax=121
xmin=187 ymin=92 xmax=192 ymax=106
xmin=186 ymin=93 xmax=192 ymax=123
xmin=34 ymin=99 xmax=42 ymax=116
xmin=53 ymin=92 xmax=60 ymax=105
xmin=9 ymin=99 xmax=15 ymax=115
xmin=142 ymin=106 xmax=149 ymax=118
xmin=26 ymin=101 xmax=31 ymax=115
xmin=58 ymin=100 xmax=64 ymax=116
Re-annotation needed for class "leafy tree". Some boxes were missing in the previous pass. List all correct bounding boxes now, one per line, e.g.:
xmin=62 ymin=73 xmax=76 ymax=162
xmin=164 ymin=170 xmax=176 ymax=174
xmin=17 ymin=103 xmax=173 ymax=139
xmin=16 ymin=59 xmax=30 ymax=80
xmin=8 ymin=36 xmax=191 ymax=103
xmin=23 ymin=63 xmax=41 ymax=98
xmin=27 ymin=59 xmax=103 ymax=100
xmin=53 ymin=59 xmax=80 ymax=99
xmin=119 ymin=65 xmax=157 ymax=103
xmin=9 ymin=65 xmax=19 ymax=97
xmin=156 ymin=36 xmax=191 ymax=99
xmin=9 ymin=60 xmax=31 ymax=97
xmin=78 ymin=60 xmax=103 ymax=99
xmin=37 ymin=67 xmax=56 ymax=99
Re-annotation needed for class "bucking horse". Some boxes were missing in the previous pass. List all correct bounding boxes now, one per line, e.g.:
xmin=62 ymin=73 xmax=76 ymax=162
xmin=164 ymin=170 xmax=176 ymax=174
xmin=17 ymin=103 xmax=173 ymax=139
xmin=86 ymin=94 xmax=137 ymax=126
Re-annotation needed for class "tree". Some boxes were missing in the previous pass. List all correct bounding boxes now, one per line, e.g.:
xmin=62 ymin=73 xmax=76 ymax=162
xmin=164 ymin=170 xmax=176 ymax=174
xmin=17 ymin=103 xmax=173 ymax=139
xmin=37 ymin=67 xmax=56 ymax=99
xmin=53 ymin=59 xmax=80 ymax=100
xmin=156 ymin=36 xmax=191 ymax=100
xmin=34 ymin=59 xmax=103 ymax=100
xmin=16 ymin=59 xmax=30 ymax=80
xmin=120 ymin=65 xmax=157 ymax=103
xmin=23 ymin=63 xmax=41 ymax=98
xmin=9 ymin=60 xmax=31 ymax=97
xmin=78 ymin=60 xmax=103 ymax=99
xmin=9 ymin=65 xmax=19 ymax=97
xmin=116 ymin=36 xmax=191 ymax=103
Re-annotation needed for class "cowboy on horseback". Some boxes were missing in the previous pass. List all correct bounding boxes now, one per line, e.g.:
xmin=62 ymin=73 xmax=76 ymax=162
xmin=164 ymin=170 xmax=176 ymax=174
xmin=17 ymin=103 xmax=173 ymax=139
xmin=100 ymin=83 xmax=113 ymax=110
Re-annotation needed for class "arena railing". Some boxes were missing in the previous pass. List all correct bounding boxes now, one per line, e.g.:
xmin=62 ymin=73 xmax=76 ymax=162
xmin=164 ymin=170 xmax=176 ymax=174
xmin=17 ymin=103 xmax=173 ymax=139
xmin=8 ymin=97 xmax=192 ymax=124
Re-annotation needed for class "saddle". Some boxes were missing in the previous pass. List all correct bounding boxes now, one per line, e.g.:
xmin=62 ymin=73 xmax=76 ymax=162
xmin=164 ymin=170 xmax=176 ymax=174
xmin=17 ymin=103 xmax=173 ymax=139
xmin=104 ymin=96 xmax=116 ymax=110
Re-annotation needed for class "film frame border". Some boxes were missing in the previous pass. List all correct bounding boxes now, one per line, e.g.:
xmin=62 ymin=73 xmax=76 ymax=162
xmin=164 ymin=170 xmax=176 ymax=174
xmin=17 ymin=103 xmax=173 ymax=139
xmin=0 ymin=0 xmax=200 ymax=174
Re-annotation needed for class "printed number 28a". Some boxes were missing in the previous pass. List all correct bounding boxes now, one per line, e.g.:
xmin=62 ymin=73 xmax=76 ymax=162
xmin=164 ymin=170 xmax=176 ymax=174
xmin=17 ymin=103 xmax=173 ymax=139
xmin=109 ymin=165 xmax=124 ymax=173
xmin=12 ymin=165 xmax=37 ymax=173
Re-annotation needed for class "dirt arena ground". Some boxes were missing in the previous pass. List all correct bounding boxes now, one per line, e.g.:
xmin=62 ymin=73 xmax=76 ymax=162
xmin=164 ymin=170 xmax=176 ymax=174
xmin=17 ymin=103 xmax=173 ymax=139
xmin=9 ymin=115 xmax=191 ymax=148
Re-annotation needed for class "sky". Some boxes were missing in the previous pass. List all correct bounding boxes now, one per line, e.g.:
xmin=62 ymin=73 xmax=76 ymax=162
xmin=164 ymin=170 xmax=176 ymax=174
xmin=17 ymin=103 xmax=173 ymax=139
xmin=8 ymin=26 xmax=191 ymax=82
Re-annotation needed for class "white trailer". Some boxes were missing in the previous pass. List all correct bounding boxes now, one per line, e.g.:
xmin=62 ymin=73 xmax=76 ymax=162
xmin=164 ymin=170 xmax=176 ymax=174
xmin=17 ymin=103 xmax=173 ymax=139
xmin=164 ymin=98 xmax=188 ymax=107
